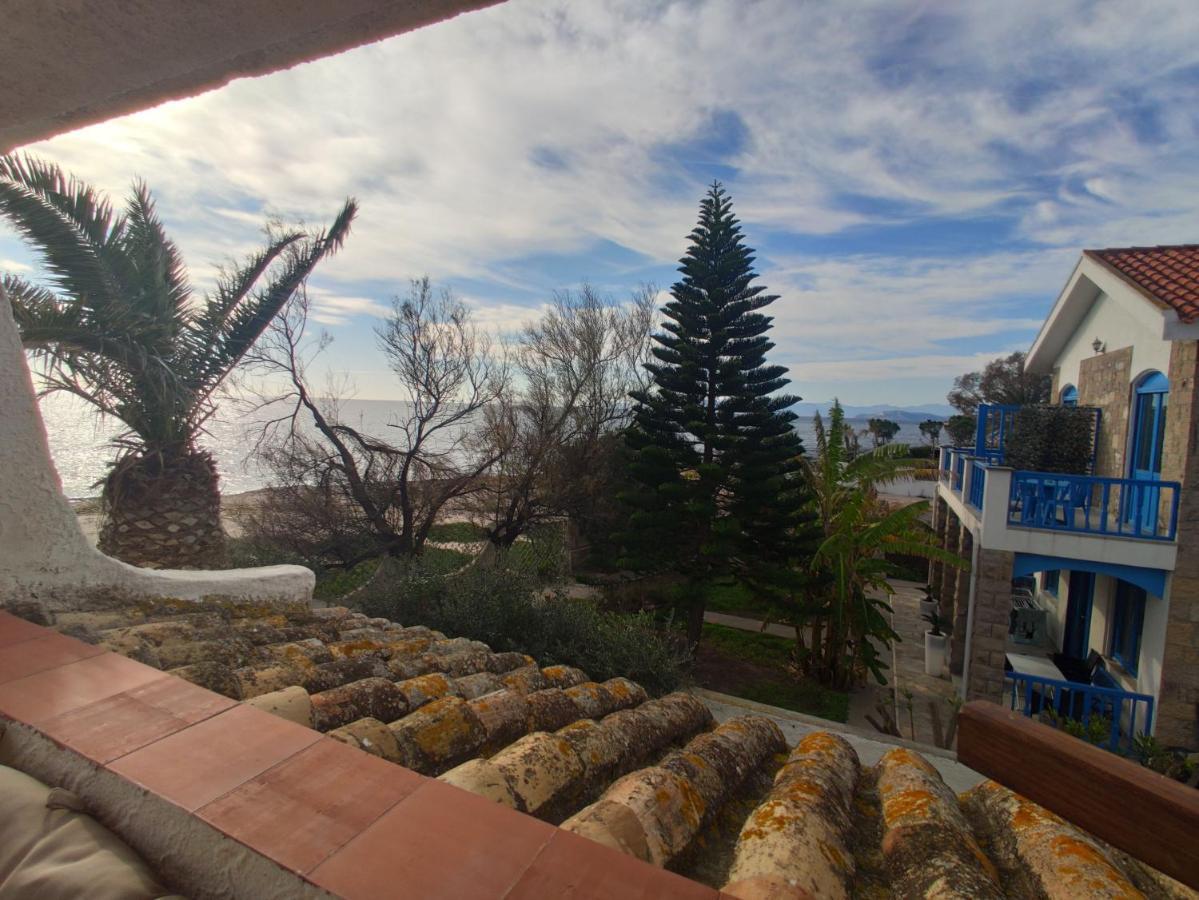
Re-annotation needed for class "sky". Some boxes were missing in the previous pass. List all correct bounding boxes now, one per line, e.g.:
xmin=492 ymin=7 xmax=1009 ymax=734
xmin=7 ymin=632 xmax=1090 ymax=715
xmin=3 ymin=0 xmax=1199 ymax=408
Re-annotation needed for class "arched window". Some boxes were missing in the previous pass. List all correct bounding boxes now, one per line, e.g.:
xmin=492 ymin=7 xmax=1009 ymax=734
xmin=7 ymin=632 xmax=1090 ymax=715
xmin=1131 ymin=371 xmax=1168 ymax=479
xmin=1060 ymin=384 xmax=1078 ymax=407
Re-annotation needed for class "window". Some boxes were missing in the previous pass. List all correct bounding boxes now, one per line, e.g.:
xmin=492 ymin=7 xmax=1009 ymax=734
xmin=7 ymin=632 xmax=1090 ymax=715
xmin=1043 ymin=570 xmax=1060 ymax=596
xmin=1060 ymin=384 xmax=1078 ymax=407
xmin=1109 ymin=581 xmax=1147 ymax=675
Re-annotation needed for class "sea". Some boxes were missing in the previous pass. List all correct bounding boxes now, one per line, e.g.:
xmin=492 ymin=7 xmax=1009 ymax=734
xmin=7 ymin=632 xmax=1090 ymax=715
xmin=37 ymin=395 xmax=926 ymax=500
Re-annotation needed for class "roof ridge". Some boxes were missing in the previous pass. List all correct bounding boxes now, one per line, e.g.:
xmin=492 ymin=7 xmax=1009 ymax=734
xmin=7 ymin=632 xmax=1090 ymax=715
xmin=1085 ymin=243 xmax=1199 ymax=254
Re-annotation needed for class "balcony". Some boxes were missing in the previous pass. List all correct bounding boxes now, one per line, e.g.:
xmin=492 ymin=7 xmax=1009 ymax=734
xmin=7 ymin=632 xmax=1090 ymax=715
xmin=937 ymin=447 xmax=1178 ymax=571
xmin=939 ymin=448 xmax=1180 ymax=542
xmin=1004 ymin=669 xmax=1154 ymax=756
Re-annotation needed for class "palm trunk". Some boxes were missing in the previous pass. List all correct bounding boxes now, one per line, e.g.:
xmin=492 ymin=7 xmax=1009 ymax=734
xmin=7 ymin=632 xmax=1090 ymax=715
xmin=99 ymin=446 xmax=225 ymax=569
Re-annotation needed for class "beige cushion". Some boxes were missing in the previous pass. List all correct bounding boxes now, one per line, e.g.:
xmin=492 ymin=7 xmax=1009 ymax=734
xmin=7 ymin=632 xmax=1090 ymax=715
xmin=0 ymin=765 xmax=180 ymax=899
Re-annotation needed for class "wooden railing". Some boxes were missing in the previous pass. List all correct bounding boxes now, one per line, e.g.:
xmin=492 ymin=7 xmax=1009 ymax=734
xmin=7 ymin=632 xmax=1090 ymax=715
xmin=957 ymin=701 xmax=1199 ymax=889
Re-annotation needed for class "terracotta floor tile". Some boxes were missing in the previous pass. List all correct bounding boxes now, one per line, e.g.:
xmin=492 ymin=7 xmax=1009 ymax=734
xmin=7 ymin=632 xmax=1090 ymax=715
xmin=506 ymin=830 xmax=719 ymax=900
xmin=0 ymin=632 xmax=106 ymax=686
xmin=39 ymin=674 xmax=237 ymax=763
xmin=310 ymin=779 xmax=556 ymax=900
xmin=107 ymin=703 xmax=321 ymax=811
xmin=0 ymin=649 xmax=163 ymax=723
xmin=198 ymin=736 xmax=424 ymax=874
xmin=0 ymin=611 xmax=50 ymax=648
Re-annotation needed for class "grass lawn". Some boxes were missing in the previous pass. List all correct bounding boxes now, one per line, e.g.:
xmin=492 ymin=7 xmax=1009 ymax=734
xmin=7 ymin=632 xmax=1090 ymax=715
xmin=695 ymin=622 xmax=849 ymax=723
xmin=703 ymin=577 xmax=779 ymax=620
xmin=426 ymin=521 xmax=488 ymax=542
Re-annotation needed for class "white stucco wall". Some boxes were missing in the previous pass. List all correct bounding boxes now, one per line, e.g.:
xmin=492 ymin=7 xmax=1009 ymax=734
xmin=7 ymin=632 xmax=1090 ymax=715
xmin=1052 ymin=289 xmax=1172 ymax=393
xmin=0 ymin=284 xmax=314 ymax=610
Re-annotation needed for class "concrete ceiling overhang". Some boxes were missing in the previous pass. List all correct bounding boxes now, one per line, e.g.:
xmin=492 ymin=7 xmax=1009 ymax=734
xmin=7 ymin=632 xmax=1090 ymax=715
xmin=0 ymin=0 xmax=502 ymax=153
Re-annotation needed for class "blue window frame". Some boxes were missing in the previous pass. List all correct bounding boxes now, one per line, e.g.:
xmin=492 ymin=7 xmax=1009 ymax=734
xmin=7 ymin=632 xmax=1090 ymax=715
xmin=1043 ymin=570 xmax=1060 ymax=595
xmin=1060 ymin=384 xmax=1078 ymax=407
xmin=1109 ymin=581 xmax=1147 ymax=675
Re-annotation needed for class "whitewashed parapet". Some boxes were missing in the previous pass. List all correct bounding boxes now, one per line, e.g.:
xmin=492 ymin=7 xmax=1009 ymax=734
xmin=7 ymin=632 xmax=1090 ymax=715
xmin=0 ymin=283 xmax=313 ymax=610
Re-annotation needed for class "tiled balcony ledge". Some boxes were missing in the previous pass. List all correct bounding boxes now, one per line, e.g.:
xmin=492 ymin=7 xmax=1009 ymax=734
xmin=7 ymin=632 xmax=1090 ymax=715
xmin=0 ymin=612 xmax=715 ymax=899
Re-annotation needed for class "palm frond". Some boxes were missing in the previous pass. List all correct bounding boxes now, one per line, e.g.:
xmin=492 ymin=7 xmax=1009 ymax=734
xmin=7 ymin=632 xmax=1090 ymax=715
xmin=183 ymin=229 xmax=304 ymax=369
xmin=0 ymin=154 xmax=124 ymax=306
xmin=191 ymin=198 xmax=357 ymax=401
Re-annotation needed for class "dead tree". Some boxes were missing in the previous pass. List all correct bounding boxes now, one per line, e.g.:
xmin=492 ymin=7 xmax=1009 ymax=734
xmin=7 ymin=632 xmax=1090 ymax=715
xmin=466 ymin=284 xmax=655 ymax=549
xmin=244 ymin=277 xmax=507 ymax=564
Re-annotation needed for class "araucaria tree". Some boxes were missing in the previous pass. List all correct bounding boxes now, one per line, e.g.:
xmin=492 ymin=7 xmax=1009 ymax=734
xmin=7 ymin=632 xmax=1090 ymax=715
xmin=0 ymin=154 xmax=355 ymax=568
xmin=623 ymin=183 xmax=815 ymax=643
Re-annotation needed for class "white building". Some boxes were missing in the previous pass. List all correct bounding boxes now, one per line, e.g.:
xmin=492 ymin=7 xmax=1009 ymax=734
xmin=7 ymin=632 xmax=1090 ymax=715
xmin=933 ymin=244 xmax=1199 ymax=751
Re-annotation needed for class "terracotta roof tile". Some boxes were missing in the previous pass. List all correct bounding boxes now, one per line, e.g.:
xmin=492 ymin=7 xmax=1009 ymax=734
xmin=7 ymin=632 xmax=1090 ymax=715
xmin=4 ymin=597 xmax=1193 ymax=898
xmin=1085 ymin=244 xmax=1199 ymax=322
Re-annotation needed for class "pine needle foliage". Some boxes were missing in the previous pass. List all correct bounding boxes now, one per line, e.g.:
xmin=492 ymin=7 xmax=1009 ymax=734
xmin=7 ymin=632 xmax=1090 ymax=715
xmin=621 ymin=182 xmax=816 ymax=642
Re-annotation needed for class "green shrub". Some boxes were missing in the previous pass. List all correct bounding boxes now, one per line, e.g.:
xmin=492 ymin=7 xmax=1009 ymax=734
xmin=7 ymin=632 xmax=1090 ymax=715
xmin=1005 ymin=405 xmax=1096 ymax=474
xmin=496 ymin=523 xmax=569 ymax=582
xmin=357 ymin=559 xmax=692 ymax=695
xmin=224 ymin=538 xmax=470 ymax=601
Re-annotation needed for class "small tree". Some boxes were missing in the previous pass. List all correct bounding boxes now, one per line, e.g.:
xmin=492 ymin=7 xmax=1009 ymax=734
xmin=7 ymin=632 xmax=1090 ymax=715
xmin=0 ymin=154 xmax=355 ymax=568
xmin=796 ymin=401 xmax=964 ymax=688
xmin=622 ymin=182 xmax=817 ymax=644
xmin=246 ymin=277 xmax=507 ymax=566
xmin=948 ymin=351 xmax=1050 ymax=416
xmin=945 ymin=414 xmax=976 ymax=447
xmin=866 ymin=417 xmax=901 ymax=447
xmin=918 ymin=419 xmax=944 ymax=446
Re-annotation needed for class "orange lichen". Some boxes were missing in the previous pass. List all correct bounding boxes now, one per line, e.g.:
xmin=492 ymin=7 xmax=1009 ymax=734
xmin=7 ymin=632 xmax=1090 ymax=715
xmin=881 ymin=788 xmax=934 ymax=823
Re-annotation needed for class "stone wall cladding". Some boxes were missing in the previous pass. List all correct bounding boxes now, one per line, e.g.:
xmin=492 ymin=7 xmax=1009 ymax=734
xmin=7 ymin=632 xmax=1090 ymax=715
xmin=1158 ymin=339 xmax=1199 ymax=747
xmin=1078 ymin=345 xmax=1133 ymax=481
xmin=965 ymin=548 xmax=1015 ymax=703
xmin=950 ymin=526 xmax=974 ymax=677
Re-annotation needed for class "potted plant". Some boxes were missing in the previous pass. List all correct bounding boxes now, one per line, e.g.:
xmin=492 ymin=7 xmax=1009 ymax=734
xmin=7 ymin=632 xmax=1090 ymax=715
xmin=923 ymin=609 xmax=948 ymax=677
xmin=919 ymin=584 xmax=938 ymax=619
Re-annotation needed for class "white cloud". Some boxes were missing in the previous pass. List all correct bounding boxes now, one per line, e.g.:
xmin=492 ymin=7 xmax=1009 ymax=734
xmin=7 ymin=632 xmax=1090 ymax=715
xmin=6 ymin=0 xmax=1196 ymax=403
xmin=1 ymin=258 xmax=32 ymax=272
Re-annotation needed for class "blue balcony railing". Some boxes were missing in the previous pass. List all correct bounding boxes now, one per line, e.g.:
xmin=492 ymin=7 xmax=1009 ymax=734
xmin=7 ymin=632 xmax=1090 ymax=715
xmin=951 ymin=450 xmax=967 ymax=491
xmin=967 ymin=459 xmax=986 ymax=509
xmin=1008 ymin=471 xmax=1180 ymax=541
xmin=1005 ymin=671 xmax=1154 ymax=756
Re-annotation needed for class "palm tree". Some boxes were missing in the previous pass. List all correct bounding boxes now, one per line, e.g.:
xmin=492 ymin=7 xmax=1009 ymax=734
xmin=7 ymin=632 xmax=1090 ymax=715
xmin=0 ymin=154 xmax=356 ymax=568
xmin=796 ymin=400 xmax=962 ymax=689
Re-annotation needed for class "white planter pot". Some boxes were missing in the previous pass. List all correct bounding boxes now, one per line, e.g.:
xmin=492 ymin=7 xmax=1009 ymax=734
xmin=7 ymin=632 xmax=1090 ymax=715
xmin=924 ymin=631 xmax=948 ymax=677
xmin=919 ymin=599 xmax=937 ymax=619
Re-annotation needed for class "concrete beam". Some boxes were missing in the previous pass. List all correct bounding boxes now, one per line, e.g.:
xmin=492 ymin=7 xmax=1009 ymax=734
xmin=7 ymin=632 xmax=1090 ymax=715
xmin=1 ymin=0 xmax=503 ymax=152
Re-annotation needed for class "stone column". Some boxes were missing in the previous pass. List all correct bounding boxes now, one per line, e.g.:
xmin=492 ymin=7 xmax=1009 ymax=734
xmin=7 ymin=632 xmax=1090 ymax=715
xmin=1156 ymin=339 xmax=1199 ymax=748
xmin=965 ymin=548 xmax=1016 ymax=703
xmin=928 ymin=496 xmax=948 ymax=594
xmin=949 ymin=528 xmax=974 ymax=676
xmin=0 ymin=283 xmax=313 ymax=610
xmin=938 ymin=512 xmax=961 ymax=621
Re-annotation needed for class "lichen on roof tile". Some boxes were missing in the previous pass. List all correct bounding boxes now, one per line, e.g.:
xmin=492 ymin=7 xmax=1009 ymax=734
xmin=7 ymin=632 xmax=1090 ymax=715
xmin=7 ymin=594 xmax=1194 ymax=899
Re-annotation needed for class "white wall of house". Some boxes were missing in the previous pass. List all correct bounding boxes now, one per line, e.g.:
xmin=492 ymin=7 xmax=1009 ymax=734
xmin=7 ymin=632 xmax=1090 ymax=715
xmin=1052 ymin=289 xmax=1172 ymax=392
xmin=1088 ymin=575 xmax=1114 ymax=655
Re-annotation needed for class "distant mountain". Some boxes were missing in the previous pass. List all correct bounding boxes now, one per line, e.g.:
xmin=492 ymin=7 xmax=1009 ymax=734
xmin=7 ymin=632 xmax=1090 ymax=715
xmin=788 ymin=401 xmax=955 ymax=422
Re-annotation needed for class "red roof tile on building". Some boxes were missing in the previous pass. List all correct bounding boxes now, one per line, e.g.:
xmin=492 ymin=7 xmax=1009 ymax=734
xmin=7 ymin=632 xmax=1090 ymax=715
xmin=1085 ymin=244 xmax=1199 ymax=322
